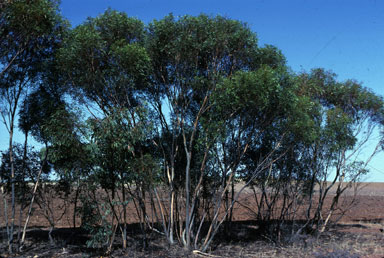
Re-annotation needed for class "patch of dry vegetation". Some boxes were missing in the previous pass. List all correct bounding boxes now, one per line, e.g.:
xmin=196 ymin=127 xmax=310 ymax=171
xmin=1 ymin=221 xmax=383 ymax=257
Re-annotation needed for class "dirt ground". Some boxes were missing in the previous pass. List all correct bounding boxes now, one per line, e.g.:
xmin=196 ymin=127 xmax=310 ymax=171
xmin=0 ymin=182 xmax=383 ymax=257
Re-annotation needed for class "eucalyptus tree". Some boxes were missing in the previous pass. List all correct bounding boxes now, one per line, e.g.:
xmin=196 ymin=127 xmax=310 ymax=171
xmin=57 ymin=9 xmax=154 ymax=250
xmin=238 ymin=94 xmax=320 ymax=240
xmin=16 ymin=80 xmax=86 ymax=249
xmin=234 ymin=68 xmax=384 ymax=241
xmin=0 ymin=0 xmax=66 ymax=253
xmin=146 ymin=14 xmax=310 ymax=250
xmin=146 ymin=14 xmax=259 ymax=247
xmin=294 ymin=69 xmax=384 ymax=233
xmin=200 ymin=62 xmax=318 ymax=249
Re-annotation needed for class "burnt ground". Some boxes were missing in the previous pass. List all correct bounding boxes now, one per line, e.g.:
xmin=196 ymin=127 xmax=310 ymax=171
xmin=0 ymin=221 xmax=383 ymax=258
xmin=0 ymin=182 xmax=383 ymax=257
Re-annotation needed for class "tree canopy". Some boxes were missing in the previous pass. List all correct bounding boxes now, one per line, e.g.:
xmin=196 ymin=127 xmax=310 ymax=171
xmin=0 ymin=7 xmax=383 ymax=255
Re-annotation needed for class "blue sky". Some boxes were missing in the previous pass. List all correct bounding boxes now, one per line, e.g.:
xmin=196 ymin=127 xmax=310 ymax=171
xmin=59 ymin=0 xmax=384 ymax=94
xmin=2 ymin=0 xmax=384 ymax=181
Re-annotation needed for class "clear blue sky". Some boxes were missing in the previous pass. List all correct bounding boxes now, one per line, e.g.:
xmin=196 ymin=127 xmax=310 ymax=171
xmin=2 ymin=0 xmax=384 ymax=181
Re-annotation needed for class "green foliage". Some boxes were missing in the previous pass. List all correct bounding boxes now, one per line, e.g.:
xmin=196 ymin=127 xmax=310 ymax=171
xmin=0 ymin=0 xmax=68 ymax=82
xmin=80 ymin=200 xmax=112 ymax=249
xmin=87 ymin=106 xmax=158 ymax=192
xmin=57 ymin=9 xmax=151 ymax=111
xmin=19 ymin=86 xmax=65 ymax=139
xmin=214 ymin=67 xmax=286 ymax=115
xmin=147 ymin=13 xmax=259 ymax=116
xmin=297 ymin=68 xmax=384 ymax=153
xmin=0 ymin=144 xmax=43 ymax=198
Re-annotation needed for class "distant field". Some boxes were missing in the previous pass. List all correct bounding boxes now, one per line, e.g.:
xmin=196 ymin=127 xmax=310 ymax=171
xmin=1 ymin=182 xmax=383 ymax=227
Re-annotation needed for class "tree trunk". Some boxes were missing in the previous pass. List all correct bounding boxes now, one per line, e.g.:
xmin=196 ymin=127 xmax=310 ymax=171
xmin=122 ymin=176 xmax=127 ymax=249
xmin=20 ymin=148 xmax=48 ymax=250
xmin=184 ymin=151 xmax=191 ymax=249
xmin=72 ymin=179 xmax=80 ymax=229
xmin=17 ymin=131 xmax=28 ymax=245
xmin=8 ymin=122 xmax=15 ymax=254
xmin=48 ymin=225 xmax=54 ymax=246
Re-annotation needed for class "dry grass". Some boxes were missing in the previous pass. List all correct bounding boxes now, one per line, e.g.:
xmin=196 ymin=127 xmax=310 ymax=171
xmin=206 ymin=221 xmax=384 ymax=258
